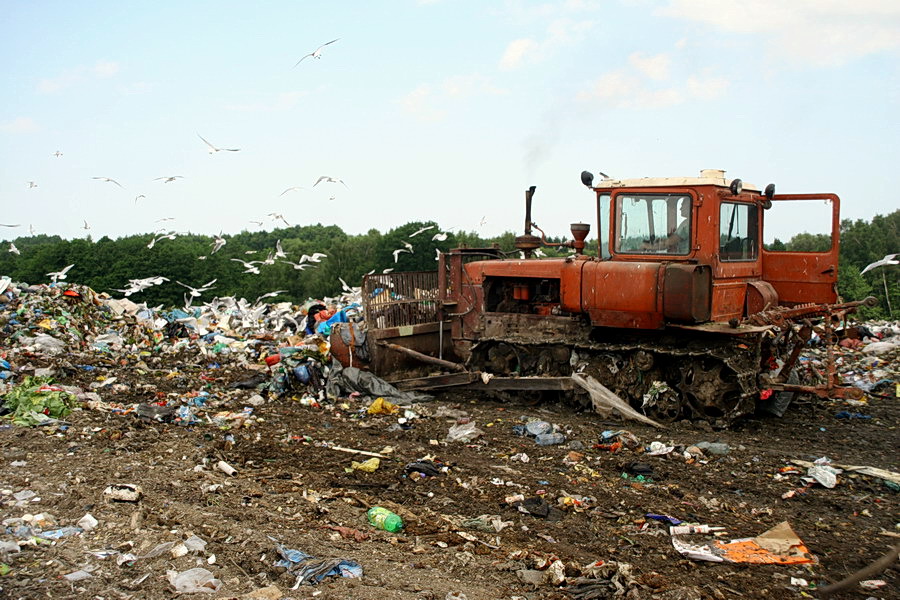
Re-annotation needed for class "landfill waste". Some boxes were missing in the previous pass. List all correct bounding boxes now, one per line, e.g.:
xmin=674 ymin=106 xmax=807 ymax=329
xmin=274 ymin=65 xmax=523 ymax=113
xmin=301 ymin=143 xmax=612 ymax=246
xmin=166 ymin=567 xmax=223 ymax=593
xmin=672 ymin=521 xmax=816 ymax=564
xmin=367 ymin=506 xmax=403 ymax=532
xmin=271 ymin=539 xmax=363 ymax=587
xmin=1 ymin=376 xmax=77 ymax=426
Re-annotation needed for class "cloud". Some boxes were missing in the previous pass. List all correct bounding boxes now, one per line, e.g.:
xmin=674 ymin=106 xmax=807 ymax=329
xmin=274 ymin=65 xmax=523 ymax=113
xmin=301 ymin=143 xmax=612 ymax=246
xmin=399 ymin=85 xmax=447 ymax=122
xmin=657 ymin=0 xmax=900 ymax=66
xmin=500 ymin=38 xmax=540 ymax=70
xmin=686 ymin=73 xmax=729 ymax=100
xmin=628 ymin=52 xmax=672 ymax=81
xmin=576 ymin=71 xmax=684 ymax=109
xmin=37 ymin=60 xmax=122 ymax=93
xmin=0 ymin=117 xmax=39 ymax=133
xmin=401 ymin=75 xmax=506 ymax=122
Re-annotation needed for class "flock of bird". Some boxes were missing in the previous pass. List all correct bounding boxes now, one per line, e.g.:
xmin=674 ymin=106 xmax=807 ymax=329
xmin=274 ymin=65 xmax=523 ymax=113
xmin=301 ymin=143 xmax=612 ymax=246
xmin=1 ymin=37 xmax=466 ymax=310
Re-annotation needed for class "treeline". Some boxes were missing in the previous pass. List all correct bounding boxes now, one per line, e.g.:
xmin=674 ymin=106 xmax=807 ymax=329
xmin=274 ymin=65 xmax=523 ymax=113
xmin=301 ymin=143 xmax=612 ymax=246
xmin=1 ymin=211 xmax=895 ymax=317
xmin=0 ymin=223 xmax=570 ymax=307
xmin=768 ymin=210 xmax=898 ymax=318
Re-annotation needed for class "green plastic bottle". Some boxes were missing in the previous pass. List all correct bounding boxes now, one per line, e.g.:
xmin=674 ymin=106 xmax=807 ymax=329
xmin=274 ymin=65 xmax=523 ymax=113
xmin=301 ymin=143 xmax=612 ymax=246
xmin=367 ymin=506 xmax=403 ymax=532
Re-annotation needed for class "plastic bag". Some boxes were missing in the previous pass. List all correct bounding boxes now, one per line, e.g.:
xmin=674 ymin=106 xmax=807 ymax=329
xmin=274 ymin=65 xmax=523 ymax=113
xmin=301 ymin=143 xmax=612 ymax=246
xmin=166 ymin=568 xmax=222 ymax=593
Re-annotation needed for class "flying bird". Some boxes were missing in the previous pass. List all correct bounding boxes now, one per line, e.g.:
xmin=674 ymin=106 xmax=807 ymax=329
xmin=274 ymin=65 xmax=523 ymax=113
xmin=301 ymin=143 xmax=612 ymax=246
xmin=155 ymin=217 xmax=175 ymax=222
xmin=82 ymin=220 xmax=91 ymax=230
xmin=92 ymin=176 xmax=123 ymax=188
xmin=261 ymin=251 xmax=276 ymax=266
xmin=280 ymin=260 xmax=315 ymax=271
xmin=255 ymin=290 xmax=287 ymax=304
xmin=134 ymin=194 xmax=146 ymax=203
xmin=53 ymin=151 xmax=63 ymax=158
xmin=313 ymin=175 xmax=348 ymax=188
xmin=198 ymin=133 xmax=240 ymax=154
xmin=268 ymin=213 xmax=291 ymax=227
xmin=861 ymin=253 xmax=899 ymax=275
xmin=0 ymin=223 xmax=20 ymax=228
xmin=401 ymin=240 xmax=414 ymax=252
xmin=280 ymin=186 xmax=306 ymax=196
xmin=28 ymin=225 xmax=35 ymax=235
xmin=299 ymin=252 xmax=327 ymax=263
xmin=155 ymin=175 xmax=184 ymax=183
xmin=382 ymin=268 xmax=394 ymax=274
xmin=211 ymin=234 xmax=227 ymax=254
xmin=392 ymin=248 xmax=412 ymax=263
xmin=176 ymin=279 xmax=217 ymax=297
xmin=230 ymin=259 xmax=261 ymax=274
xmin=432 ymin=232 xmax=448 ymax=242
xmin=8 ymin=242 xmax=20 ymax=255
xmin=249 ymin=220 xmax=264 ymax=227
xmin=409 ymin=225 xmax=434 ymax=238
xmin=275 ymin=240 xmax=287 ymax=259
xmin=147 ymin=231 xmax=177 ymax=249
xmin=47 ymin=264 xmax=74 ymax=283
xmin=294 ymin=38 xmax=340 ymax=66
xmin=27 ymin=181 xmax=37 ymax=189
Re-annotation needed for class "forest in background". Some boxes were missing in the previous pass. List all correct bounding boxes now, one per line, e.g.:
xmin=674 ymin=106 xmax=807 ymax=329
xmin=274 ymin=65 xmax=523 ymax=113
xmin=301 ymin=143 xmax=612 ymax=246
xmin=0 ymin=210 xmax=896 ymax=318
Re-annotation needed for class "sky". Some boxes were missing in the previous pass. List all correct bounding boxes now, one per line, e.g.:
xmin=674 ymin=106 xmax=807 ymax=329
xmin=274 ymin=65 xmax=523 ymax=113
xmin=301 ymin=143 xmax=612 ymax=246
xmin=1 ymin=0 xmax=899 ymax=245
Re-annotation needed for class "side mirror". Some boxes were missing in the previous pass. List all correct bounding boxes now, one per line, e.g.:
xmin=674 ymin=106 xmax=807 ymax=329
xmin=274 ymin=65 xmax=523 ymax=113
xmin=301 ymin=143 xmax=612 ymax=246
xmin=581 ymin=171 xmax=594 ymax=188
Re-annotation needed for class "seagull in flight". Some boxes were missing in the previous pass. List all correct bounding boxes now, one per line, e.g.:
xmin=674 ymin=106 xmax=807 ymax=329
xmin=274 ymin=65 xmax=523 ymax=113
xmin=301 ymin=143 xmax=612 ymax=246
xmin=82 ymin=220 xmax=91 ymax=230
xmin=134 ymin=194 xmax=146 ymax=203
xmin=198 ymin=133 xmax=240 ymax=154
xmin=8 ymin=242 xmax=20 ymax=255
xmin=47 ymin=264 xmax=74 ymax=283
xmin=861 ymin=253 xmax=899 ymax=275
xmin=275 ymin=239 xmax=287 ymax=259
xmin=382 ymin=268 xmax=395 ymax=274
xmin=53 ymin=151 xmax=63 ymax=158
xmin=268 ymin=213 xmax=291 ymax=227
xmin=280 ymin=186 xmax=306 ymax=196
xmin=230 ymin=259 xmax=261 ymax=274
xmin=255 ymin=290 xmax=287 ymax=304
xmin=211 ymin=234 xmax=227 ymax=254
xmin=28 ymin=224 xmax=35 ymax=235
xmin=0 ymin=223 xmax=20 ymax=228
xmin=338 ymin=276 xmax=355 ymax=293
xmin=313 ymin=175 xmax=348 ymax=188
xmin=147 ymin=231 xmax=177 ymax=249
xmin=299 ymin=252 xmax=327 ymax=264
xmin=400 ymin=240 xmax=414 ymax=252
xmin=176 ymin=279 xmax=217 ymax=298
xmin=432 ymin=231 xmax=448 ymax=242
xmin=294 ymin=38 xmax=340 ymax=66
xmin=93 ymin=176 xmax=123 ymax=188
xmin=280 ymin=259 xmax=315 ymax=271
xmin=249 ymin=220 xmax=264 ymax=227
xmin=27 ymin=181 xmax=37 ymax=189
xmin=392 ymin=248 xmax=412 ymax=263
xmin=155 ymin=217 xmax=175 ymax=223
xmin=155 ymin=175 xmax=184 ymax=183
xmin=409 ymin=225 xmax=434 ymax=238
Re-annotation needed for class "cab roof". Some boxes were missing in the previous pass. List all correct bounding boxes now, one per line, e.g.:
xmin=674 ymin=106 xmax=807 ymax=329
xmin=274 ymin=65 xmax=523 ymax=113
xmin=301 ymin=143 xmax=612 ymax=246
xmin=593 ymin=169 xmax=760 ymax=192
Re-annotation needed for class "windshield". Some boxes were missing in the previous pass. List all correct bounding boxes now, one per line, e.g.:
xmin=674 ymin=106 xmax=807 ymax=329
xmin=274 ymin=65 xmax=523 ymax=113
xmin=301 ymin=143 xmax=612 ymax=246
xmin=615 ymin=193 xmax=691 ymax=255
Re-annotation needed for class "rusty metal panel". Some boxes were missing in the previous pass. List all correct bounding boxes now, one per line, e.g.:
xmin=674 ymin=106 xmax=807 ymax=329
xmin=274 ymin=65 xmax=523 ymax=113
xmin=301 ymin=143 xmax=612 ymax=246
xmin=363 ymin=271 xmax=440 ymax=329
xmin=664 ymin=263 xmax=712 ymax=322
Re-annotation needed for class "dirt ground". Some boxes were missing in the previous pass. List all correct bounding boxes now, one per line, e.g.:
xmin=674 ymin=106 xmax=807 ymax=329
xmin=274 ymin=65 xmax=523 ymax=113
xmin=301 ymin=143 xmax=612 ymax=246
xmin=1 ymin=349 xmax=898 ymax=600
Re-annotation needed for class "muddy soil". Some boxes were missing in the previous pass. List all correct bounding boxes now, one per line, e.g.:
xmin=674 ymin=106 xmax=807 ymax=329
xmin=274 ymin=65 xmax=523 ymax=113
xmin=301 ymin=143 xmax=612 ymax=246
xmin=0 ymin=351 xmax=897 ymax=600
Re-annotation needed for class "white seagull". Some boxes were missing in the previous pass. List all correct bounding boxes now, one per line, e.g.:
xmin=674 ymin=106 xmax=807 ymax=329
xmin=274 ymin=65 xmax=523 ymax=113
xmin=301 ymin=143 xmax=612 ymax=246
xmin=299 ymin=252 xmax=327 ymax=264
xmin=211 ymin=234 xmax=227 ymax=254
xmin=27 ymin=181 xmax=37 ymax=189
xmin=409 ymin=225 xmax=434 ymax=238
xmin=313 ymin=175 xmax=348 ymax=188
xmin=134 ymin=194 xmax=146 ymax=203
xmin=53 ymin=151 xmax=63 ymax=158
xmin=47 ymin=264 xmax=74 ymax=283
xmin=9 ymin=242 xmax=20 ymax=255
xmin=861 ymin=253 xmax=899 ymax=275
xmin=280 ymin=186 xmax=306 ymax=196
xmin=155 ymin=175 xmax=184 ymax=183
xmin=230 ymin=259 xmax=261 ymax=274
xmin=432 ymin=232 xmax=448 ymax=242
xmin=268 ymin=213 xmax=291 ymax=227
xmin=275 ymin=240 xmax=287 ymax=259
xmin=280 ymin=260 xmax=314 ymax=270
xmin=82 ymin=220 xmax=91 ymax=230
xmin=255 ymin=290 xmax=287 ymax=304
xmin=401 ymin=240 xmax=414 ymax=252
xmin=0 ymin=223 xmax=20 ymax=228
xmin=147 ymin=231 xmax=177 ymax=249
xmin=392 ymin=248 xmax=412 ymax=263
xmin=92 ymin=176 xmax=123 ymax=188
xmin=249 ymin=220 xmax=264 ymax=227
xmin=294 ymin=38 xmax=340 ymax=66
xmin=176 ymin=279 xmax=217 ymax=298
xmin=198 ymin=133 xmax=240 ymax=154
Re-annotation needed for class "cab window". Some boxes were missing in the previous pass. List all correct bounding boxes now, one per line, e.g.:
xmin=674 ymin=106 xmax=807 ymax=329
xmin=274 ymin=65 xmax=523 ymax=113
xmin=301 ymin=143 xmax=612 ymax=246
xmin=719 ymin=202 xmax=758 ymax=261
xmin=615 ymin=194 xmax=691 ymax=255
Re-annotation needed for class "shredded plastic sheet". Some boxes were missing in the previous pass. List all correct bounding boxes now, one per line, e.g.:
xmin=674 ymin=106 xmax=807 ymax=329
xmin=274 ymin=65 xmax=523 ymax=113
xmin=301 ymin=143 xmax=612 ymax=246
xmin=672 ymin=521 xmax=816 ymax=565
xmin=325 ymin=362 xmax=433 ymax=404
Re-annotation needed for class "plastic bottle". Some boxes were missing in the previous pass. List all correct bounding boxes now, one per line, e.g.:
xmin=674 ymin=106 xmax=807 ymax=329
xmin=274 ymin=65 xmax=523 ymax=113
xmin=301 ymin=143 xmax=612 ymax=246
xmin=668 ymin=524 xmax=725 ymax=535
xmin=367 ymin=506 xmax=403 ymax=532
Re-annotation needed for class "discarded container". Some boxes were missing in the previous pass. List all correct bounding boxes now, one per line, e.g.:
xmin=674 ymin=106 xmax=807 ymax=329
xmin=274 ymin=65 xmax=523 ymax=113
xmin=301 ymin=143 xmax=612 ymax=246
xmin=669 ymin=524 xmax=725 ymax=535
xmin=367 ymin=506 xmax=403 ymax=532
xmin=535 ymin=432 xmax=566 ymax=446
xmin=216 ymin=460 xmax=237 ymax=476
